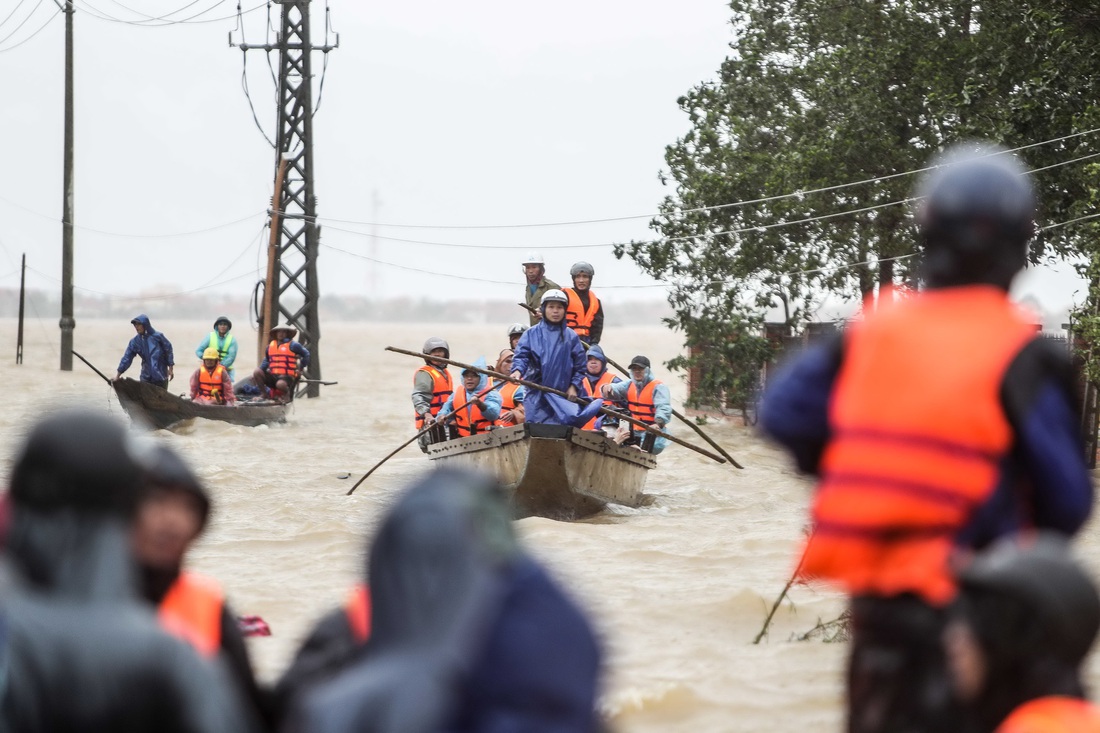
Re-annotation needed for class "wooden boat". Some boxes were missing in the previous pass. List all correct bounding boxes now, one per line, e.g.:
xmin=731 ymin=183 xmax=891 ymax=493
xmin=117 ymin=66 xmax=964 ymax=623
xmin=112 ymin=378 xmax=288 ymax=430
xmin=426 ymin=423 xmax=656 ymax=521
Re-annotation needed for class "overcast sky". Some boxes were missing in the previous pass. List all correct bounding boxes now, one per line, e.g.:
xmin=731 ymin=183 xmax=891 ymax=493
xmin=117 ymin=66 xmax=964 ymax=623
xmin=0 ymin=0 xmax=1087 ymax=318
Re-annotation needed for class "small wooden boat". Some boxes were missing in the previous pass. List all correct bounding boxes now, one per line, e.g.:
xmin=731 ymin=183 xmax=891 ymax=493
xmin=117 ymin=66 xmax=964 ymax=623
xmin=426 ymin=423 xmax=656 ymax=520
xmin=112 ymin=378 xmax=288 ymax=430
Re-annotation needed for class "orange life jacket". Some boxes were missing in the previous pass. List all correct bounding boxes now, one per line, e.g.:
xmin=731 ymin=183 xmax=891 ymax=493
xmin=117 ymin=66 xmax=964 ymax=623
xmin=565 ymin=288 xmax=600 ymax=338
xmin=158 ymin=572 xmax=224 ymax=658
xmin=627 ymin=380 xmax=660 ymax=425
xmin=197 ymin=364 xmax=228 ymax=401
xmin=414 ymin=365 xmax=453 ymax=429
xmin=450 ymin=384 xmax=494 ymax=437
xmin=995 ymin=696 xmax=1100 ymax=733
xmin=495 ymin=381 xmax=522 ymax=426
xmin=344 ymin=583 xmax=372 ymax=644
xmin=267 ymin=340 xmax=298 ymax=376
xmin=799 ymin=286 xmax=1037 ymax=606
xmin=582 ymin=371 xmax=615 ymax=430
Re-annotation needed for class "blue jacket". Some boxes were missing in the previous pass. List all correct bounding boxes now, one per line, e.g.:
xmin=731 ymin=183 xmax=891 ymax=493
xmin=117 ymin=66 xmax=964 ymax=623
xmin=511 ymin=318 xmax=595 ymax=426
xmin=437 ymin=358 xmax=503 ymax=424
xmin=117 ymin=314 xmax=174 ymax=383
xmin=759 ymin=334 xmax=1093 ymax=547
xmin=605 ymin=367 xmax=672 ymax=454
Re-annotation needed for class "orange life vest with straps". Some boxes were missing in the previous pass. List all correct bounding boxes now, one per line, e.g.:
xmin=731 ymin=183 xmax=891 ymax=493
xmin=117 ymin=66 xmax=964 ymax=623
xmin=267 ymin=340 xmax=298 ymax=376
xmin=344 ymin=583 xmax=372 ymax=644
xmin=799 ymin=286 xmax=1037 ymax=606
xmin=582 ymin=371 xmax=616 ymax=430
xmin=414 ymin=365 xmax=453 ymax=429
xmin=996 ymin=696 xmax=1100 ymax=733
xmin=158 ymin=571 xmax=224 ymax=658
xmin=197 ymin=364 xmax=228 ymax=401
xmin=565 ymin=288 xmax=600 ymax=338
xmin=450 ymin=384 xmax=494 ymax=437
xmin=627 ymin=380 xmax=661 ymax=426
xmin=495 ymin=381 xmax=522 ymax=426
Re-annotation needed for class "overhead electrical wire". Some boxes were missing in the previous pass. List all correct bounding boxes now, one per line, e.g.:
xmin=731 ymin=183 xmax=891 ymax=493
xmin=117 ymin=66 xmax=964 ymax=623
xmin=73 ymin=0 xmax=265 ymax=26
xmin=0 ymin=0 xmax=31 ymax=34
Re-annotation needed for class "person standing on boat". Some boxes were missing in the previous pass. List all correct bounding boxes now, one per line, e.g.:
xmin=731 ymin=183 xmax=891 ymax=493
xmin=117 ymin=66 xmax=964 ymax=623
xmin=132 ymin=443 xmax=271 ymax=728
xmin=522 ymin=252 xmax=560 ymax=326
xmin=564 ymin=261 xmax=604 ymax=345
xmin=195 ymin=316 xmax=238 ymax=380
xmin=190 ymin=347 xmax=237 ymax=405
xmin=412 ymin=336 xmax=453 ymax=451
xmin=758 ymin=144 xmax=1093 ymax=733
xmin=253 ymin=323 xmax=309 ymax=403
xmin=436 ymin=358 xmax=502 ymax=437
xmin=507 ymin=322 xmax=528 ymax=351
xmin=511 ymin=289 xmax=600 ymax=426
xmin=944 ymin=534 xmax=1100 ymax=733
xmin=494 ymin=348 xmax=525 ymax=427
xmin=581 ymin=344 xmax=622 ymax=434
xmin=115 ymin=313 xmax=175 ymax=389
xmin=601 ymin=354 xmax=670 ymax=453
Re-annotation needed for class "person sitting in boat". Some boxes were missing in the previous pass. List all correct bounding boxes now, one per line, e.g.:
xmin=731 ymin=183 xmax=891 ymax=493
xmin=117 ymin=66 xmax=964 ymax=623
xmin=253 ymin=323 xmax=309 ymax=403
xmin=581 ymin=344 xmax=622 ymax=434
xmin=507 ymin=323 xmax=528 ymax=351
xmin=510 ymin=289 xmax=601 ymax=427
xmin=564 ymin=261 xmax=604 ymax=346
xmin=413 ymin=336 xmax=453 ymax=451
xmin=281 ymin=467 xmax=604 ymax=733
xmin=132 ymin=443 xmax=270 ymax=727
xmin=494 ymin=348 xmax=525 ymax=427
xmin=601 ymin=354 xmax=671 ymax=454
xmin=436 ymin=357 xmax=502 ymax=438
xmin=194 ymin=315 xmax=238 ymax=380
xmin=115 ymin=313 xmax=175 ymax=389
xmin=190 ymin=347 xmax=237 ymax=405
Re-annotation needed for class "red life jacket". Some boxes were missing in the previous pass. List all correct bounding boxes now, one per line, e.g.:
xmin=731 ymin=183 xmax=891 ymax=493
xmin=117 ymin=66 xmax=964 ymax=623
xmin=197 ymin=364 xmax=228 ymax=401
xmin=627 ymin=380 xmax=660 ymax=425
xmin=800 ymin=286 xmax=1037 ymax=606
xmin=267 ymin=340 xmax=298 ymax=376
xmin=996 ymin=696 xmax=1100 ymax=733
xmin=344 ymin=584 xmax=372 ymax=644
xmin=565 ymin=288 xmax=600 ymax=338
xmin=450 ymin=384 xmax=494 ymax=437
xmin=582 ymin=371 xmax=615 ymax=430
xmin=495 ymin=381 xmax=522 ymax=426
xmin=158 ymin=572 xmax=224 ymax=658
xmin=414 ymin=365 xmax=453 ymax=429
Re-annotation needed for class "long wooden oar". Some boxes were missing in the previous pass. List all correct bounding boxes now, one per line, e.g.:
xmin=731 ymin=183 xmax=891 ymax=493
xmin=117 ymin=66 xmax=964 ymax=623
xmin=581 ymin=340 xmax=744 ymax=469
xmin=346 ymin=377 xmax=507 ymax=496
xmin=386 ymin=346 xmax=726 ymax=463
xmin=72 ymin=350 xmax=112 ymax=385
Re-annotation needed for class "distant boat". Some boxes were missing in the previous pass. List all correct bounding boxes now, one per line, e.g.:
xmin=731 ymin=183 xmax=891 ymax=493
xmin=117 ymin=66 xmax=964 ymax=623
xmin=426 ymin=423 xmax=655 ymax=521
xmin=112 ymin=378 xmax=288 ymax=430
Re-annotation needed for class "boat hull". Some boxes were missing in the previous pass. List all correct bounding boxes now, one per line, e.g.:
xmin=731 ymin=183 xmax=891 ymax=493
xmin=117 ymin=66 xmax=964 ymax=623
xmin=426 ymin=423 xmax=655 ymax=520
xmin=112 ymin=378 xmax=287 ymax=430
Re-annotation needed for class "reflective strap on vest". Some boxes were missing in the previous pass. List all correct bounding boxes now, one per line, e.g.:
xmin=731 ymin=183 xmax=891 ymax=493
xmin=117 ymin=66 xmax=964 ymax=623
xmin=415 ymin=366 xmax=453 ymax=428
xmin=210 ymin=332 xmax=234 ymax=361
xmin=267 ymin=340 xmax=297 ymax=376
xmin=158 ymin=572 xmax=224 ymax=658
xmin=627 ymin=380 xmax=659 ymax=424
xmin=344 ymin=583 xmax=372 ymax=644
xmin=198 ymin=364 xmax=227 ymax=398
xmin=565 ymin=288 xmax=600 ymax=336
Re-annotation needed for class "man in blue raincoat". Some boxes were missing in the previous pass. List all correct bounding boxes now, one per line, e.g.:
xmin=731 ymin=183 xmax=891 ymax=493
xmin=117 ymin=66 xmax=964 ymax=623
xmin=115 ymin=314 xmax=175 ymax=389
xmin=510 ymin=289 xmax=602 ymax=426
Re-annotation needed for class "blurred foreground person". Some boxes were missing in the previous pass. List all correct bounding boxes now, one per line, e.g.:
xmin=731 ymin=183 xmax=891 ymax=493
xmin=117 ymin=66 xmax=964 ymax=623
xmin=134 ymin=443 xmax=271 ymax=728
xmin=282 ymin=467 xmax=603 ymax=733
xmin=1 ymin=408 xmax=253 ymax=732
xmin=945 ymin=534 xmax=1100 ymax=733
xmin=759 ymin=143 xmax=1093 ymax=733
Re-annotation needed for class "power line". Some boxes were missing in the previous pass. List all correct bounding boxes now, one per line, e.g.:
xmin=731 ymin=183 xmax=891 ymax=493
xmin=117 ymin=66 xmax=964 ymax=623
xmin=73 ymin=0 xmax=265 ymax=26
xmin=0 ymin=1 xmax=58 ymax=54
xmin=0 ymin=0 xmax=30 ymax=33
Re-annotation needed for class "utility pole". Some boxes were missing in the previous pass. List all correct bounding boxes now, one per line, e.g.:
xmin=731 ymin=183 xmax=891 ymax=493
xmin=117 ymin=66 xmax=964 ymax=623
xmin=234 ymin=1 xmax=337 ymax=398
xmin=57 ymin=0 xmax=75 ymax=371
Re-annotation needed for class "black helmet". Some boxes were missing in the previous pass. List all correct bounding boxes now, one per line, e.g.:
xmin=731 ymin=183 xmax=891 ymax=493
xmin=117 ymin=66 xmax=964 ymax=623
xmin=916 ymin=142 xmax=1036 ymax=290
xmin=10 ymin=409 xmax=145 ymax=517
xmin=959 ymin=533 xmax=1100 ymax=665
xmin=139 ymin=444 xmax=211 ymax=530
xmin=213 ymin=315 xmax=232 ymax=330
xmin=570 ymin=261 xmax=594 ymax=279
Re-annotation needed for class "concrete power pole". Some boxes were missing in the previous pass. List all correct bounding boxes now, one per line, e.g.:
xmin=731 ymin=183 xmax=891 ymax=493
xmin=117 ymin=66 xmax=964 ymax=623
xmin=235 ymin=1 xmax=337 ymax=398
xmin=58 ymin=0 xmax=75 ymax=371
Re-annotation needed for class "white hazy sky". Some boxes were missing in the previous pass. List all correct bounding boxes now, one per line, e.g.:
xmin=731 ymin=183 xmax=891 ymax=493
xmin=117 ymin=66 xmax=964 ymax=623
xmin=0 ymin=0 xmax=1087 ymax=316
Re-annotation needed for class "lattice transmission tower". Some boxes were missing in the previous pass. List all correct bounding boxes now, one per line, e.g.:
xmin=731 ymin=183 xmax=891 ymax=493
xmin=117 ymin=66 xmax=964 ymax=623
xmin=233 ymin=0 xmax=337 ymax=398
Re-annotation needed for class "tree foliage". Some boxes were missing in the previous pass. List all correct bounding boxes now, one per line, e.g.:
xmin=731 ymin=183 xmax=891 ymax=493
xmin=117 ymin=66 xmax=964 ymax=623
xmin=617 ymin=1 xmax=1100 ymax=406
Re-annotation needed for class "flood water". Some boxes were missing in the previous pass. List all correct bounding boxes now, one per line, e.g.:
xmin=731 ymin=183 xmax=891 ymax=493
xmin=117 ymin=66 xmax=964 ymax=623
xmin=4 ymin=317 xmax=1099 ymax=731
